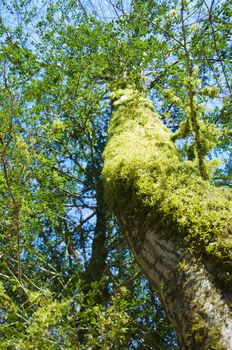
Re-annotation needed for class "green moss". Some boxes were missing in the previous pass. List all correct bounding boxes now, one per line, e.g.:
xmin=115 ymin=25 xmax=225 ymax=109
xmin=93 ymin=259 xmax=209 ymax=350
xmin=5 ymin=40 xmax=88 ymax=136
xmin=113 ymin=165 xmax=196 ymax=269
xmin=103 ymin=88 xmax=232 ymax=278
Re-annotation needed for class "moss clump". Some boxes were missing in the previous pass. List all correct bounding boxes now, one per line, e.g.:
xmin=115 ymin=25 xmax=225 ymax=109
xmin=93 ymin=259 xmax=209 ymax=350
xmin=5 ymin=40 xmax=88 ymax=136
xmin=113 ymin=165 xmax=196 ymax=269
xmin=103 ymin=88 xmax=232 ymax=281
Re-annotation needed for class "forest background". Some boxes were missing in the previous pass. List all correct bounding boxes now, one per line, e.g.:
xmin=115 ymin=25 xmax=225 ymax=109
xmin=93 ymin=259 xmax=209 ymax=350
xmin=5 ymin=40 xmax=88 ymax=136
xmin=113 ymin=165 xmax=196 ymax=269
xmin=0 ymin=0 xmax=231 ymax=349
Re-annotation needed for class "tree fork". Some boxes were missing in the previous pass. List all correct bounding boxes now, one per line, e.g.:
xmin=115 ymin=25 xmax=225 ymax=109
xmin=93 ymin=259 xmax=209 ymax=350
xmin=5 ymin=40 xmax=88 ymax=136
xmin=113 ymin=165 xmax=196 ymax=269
xmin=103 ymin=88 xmax=232 ymax=349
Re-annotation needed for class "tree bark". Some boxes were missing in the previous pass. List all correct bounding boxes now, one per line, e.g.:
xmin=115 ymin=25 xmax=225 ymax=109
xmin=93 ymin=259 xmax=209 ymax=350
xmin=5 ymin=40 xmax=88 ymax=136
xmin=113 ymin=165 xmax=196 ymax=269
xmin=103 ymin=88 xmax=232 ymax=349
xmin=78 ymin=175 xmax=108 ymax=345
xmin=84 ymin=177 xmax=107 ymax=296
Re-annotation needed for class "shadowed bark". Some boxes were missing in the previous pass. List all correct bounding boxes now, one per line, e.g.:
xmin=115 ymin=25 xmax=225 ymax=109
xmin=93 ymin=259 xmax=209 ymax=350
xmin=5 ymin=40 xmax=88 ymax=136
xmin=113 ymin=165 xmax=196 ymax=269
xmin=82 ymin=143 xmax=108 ymax=301
xmin=78 ymin=175 xmax=108 ymax=346
xmin=83 ymin=177 xmax=108 ymax=301
xmin=103 ymin=88 xmax=232 ymax=349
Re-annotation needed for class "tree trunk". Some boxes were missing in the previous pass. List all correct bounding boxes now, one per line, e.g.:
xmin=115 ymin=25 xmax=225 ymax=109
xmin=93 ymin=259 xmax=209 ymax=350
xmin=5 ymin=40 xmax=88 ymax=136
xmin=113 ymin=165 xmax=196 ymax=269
xmin=103 ymin=88 xmax=232 ymax=349
xmin=84 ymin=177 xmax=107 ymax=299
xmin=78 ymin=175 xmax=108 ymax=345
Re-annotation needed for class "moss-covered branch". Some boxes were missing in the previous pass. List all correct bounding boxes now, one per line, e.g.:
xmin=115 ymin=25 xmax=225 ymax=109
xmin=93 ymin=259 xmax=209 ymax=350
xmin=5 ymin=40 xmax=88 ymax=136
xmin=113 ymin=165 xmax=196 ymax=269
xmin=103 ymin=88 xmax=232 ymax=285
xmin=103 ymin=88 xmax=232 ymax=348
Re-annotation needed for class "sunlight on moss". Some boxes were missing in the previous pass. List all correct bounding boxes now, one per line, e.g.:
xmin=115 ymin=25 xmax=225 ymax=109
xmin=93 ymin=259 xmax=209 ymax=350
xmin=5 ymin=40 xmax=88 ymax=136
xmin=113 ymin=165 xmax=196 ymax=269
xmin=103 ymin=88 xmax=232 ymax=278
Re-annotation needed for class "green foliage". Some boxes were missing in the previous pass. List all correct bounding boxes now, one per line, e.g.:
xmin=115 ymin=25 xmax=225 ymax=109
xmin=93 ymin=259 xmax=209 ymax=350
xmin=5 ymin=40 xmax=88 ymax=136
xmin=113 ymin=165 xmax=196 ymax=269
xmin=0 ymin=281 xmax=130 ymax=349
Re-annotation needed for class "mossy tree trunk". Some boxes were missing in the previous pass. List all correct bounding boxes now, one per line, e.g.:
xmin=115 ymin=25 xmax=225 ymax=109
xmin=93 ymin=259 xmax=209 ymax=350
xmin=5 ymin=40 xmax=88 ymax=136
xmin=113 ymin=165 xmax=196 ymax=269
xmin=103 ymin=88 xmax=232 ymax=350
